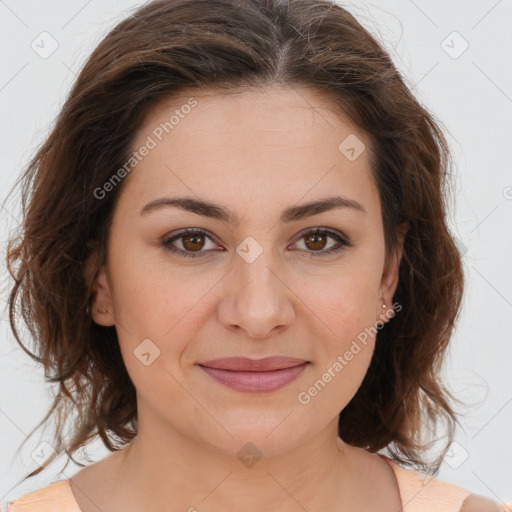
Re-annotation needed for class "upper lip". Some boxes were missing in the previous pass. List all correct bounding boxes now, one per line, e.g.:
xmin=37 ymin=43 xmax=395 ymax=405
xmin=199 ymin=356 xmax=309 ymax=372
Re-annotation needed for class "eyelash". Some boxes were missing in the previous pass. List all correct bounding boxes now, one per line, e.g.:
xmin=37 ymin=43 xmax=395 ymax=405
xmin=160 ymin=227 xmax=352 ymax=259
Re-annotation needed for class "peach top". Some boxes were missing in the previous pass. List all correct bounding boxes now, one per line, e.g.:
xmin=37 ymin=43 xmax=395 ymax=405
xmin=2 ymin=454 xmax=510 ymax=511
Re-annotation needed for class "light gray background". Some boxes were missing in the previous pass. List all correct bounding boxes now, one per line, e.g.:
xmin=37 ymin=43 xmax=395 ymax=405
xmin=1 ymin=0 xmax=511 ymax=505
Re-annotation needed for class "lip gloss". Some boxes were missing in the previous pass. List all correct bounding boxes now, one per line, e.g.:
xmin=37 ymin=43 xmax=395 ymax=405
xmin=199 ymin=363 xmax=309 ymax=392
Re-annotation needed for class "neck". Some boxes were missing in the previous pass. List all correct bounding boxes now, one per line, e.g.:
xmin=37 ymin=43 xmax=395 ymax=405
xmin=112 ymin=403 xmax=359 ymax=511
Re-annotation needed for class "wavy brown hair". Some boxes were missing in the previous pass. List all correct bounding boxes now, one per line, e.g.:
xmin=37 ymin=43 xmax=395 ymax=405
xmin=3 ymin=0 xmax=464 ymax=479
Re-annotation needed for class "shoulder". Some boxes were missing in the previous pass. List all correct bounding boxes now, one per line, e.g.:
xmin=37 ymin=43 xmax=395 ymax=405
xmin=378 ymin=454 xmax=511 ymax=512
xmin=460 ymin=493 xmax=511 ymax=512
xmin=5 ymin=480 xmax=81 ymax=512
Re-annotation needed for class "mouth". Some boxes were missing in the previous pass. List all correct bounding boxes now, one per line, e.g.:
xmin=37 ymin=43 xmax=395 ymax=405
xmin=199 ymin=356 xmax=309 ymax=372
xmin=197 ymin=357 xmax=310 ymax=392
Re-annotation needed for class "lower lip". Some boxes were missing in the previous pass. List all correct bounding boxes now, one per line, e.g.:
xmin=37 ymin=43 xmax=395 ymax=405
xmin=198 ymin=363 xmax=309 ymax=392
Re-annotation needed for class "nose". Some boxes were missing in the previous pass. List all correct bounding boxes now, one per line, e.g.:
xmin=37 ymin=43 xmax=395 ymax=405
xmin=218 ymin=253 xmax=295 ymax=339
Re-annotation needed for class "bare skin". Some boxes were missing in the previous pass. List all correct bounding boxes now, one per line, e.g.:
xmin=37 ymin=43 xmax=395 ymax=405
xmin=75 ymin=85 xmax=407 ymax=511
xmin=70 ymin=439 xmax=402 ymax=512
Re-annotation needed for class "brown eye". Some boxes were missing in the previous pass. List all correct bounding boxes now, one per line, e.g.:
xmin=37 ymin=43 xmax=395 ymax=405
xmin=181 ymin=232 xmax=206 ymax=252
xmin=303 ymin=232 xmax=327 ymax=251
xmin=293 ymin=228 xmax=352 ymax=258
xmin=161 ymin=228 xmax=219 ymax=258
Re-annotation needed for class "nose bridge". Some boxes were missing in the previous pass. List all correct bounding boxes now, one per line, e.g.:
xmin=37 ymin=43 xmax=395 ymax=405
xmin=219 ymin=235 xmax=294 ymax=337
xmin=235 ymin=241 xmax=281 ymax=312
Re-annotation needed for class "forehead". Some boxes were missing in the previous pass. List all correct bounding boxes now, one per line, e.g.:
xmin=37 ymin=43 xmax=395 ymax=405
xmin=118 ymin=86 xmax=379 ymax=223
xmin=136 ymin=85 xmax=361 ymax=146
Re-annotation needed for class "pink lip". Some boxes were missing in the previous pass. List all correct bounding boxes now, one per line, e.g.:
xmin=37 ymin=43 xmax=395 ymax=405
xmin=198 ymin=356 xmax=310 ymax=392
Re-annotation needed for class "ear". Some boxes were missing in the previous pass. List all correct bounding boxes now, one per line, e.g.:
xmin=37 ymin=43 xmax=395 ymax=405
xmin=83 ymin=250 xmax=115 ymax=327
xmin=376 ymin=222 xmax=408 ymax=325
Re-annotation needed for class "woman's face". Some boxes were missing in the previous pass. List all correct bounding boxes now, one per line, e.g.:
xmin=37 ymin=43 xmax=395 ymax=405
xmin=89 ymin=86 xmax=402 ymax=456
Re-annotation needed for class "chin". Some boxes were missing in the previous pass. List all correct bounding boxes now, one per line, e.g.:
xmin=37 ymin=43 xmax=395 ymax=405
xmin=196 ymin=421 xmax=311 ymax=462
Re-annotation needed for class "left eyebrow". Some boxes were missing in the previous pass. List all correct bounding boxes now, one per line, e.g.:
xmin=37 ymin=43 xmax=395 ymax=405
xmin=139 ymin=195 xmax=366 ymax=225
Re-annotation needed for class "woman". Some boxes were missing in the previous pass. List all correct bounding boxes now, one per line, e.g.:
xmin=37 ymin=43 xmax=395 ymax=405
xmin=2 ymin=0 xmax=509 ymax=510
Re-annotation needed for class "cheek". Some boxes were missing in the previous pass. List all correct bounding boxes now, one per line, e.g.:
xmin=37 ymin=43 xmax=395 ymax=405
xmin=297 ymin=267 xmax=380 ymax=407
xmin=322 ymin=297 xmax=377 ymax=379
xmin=108 ymin=243 xmax=202 ymax=334
xmin=310 ymin=265 xmax=381 ymax=344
